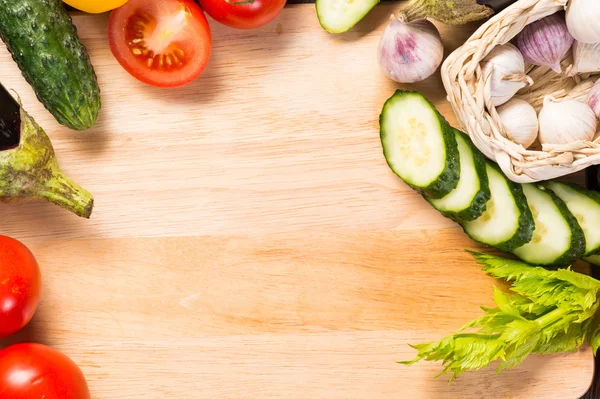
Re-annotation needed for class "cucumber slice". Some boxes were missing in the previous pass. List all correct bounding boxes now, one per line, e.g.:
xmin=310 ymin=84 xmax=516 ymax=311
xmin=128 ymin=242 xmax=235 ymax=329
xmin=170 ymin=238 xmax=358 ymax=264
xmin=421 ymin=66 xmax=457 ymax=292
xmin=584 ymin=254 xmax=600 ymax=266
xmin=316 ymin=0 xmax=379 ymax=34
xmin=544 ymin=181 xmax=600 ymax=256
xmin=428 ymin=129 xmax=490 ymax=222
xmin=380 ymin=91 xmax=459 ymax=199
xmin=513 ymin=184 xmax=585 ymax=266
xmin=461 ymin=163 xmax=534 ymax=252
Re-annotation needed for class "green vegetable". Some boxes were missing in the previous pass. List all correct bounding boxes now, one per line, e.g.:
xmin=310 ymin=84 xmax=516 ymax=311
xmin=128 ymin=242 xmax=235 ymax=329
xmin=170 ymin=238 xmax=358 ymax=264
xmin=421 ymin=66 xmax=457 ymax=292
xmin=584 ymin=254 xmax=600 ymax=267
xmin=402 ymin=252 xmax=600 ymax=380
xmin=461 ymin=163 xmax=534 ymax=252
xmin=316 ymin=0 xmax=380 ymax=34
xmin=378 ymin=90 xmax=600 ymax=265
xmin=512 ymin=184 xmax=585 ymax=266
xmin=399 ymin=0 xmax=494 ymax=25
xmin=0 ymin=84 xmax=93 ymax=218
xmin=544 ymin=181 xmax=600 ymax=256
xmin=380 ymin=91 xmax=459 ymax=199
xmin=428 ymin=129 xmax=490 ymax=222
xmin=0 ymin=0 xmax=101 ymax=130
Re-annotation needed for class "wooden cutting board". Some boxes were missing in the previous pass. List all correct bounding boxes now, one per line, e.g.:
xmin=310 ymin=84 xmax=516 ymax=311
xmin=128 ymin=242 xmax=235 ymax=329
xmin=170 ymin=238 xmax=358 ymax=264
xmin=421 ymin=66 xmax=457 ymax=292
xmin=0 ymin=4 xmax=593 ymax=398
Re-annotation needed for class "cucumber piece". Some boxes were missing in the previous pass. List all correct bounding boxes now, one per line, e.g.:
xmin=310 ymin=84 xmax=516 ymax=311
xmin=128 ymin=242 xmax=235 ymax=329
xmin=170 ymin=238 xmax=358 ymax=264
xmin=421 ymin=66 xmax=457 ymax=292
xmin=428 ymin=129 xmax=490 ymax=222
xmin=584 ymin=254 xmax=600 ymax=267
xmin=0 ymin=0 xmax=101 ymax=130
xmin=513 ymin=184 xmax=585 ymax=266
xmin=544 ymin=181 xmax=600 ymax=256
xmin=316 ymin=0 xmax=379 ymax=34
xmin=462 ymin=163 xmax=534 ymax=252
xmin=380 ymin=90 xmax=459 ymax=199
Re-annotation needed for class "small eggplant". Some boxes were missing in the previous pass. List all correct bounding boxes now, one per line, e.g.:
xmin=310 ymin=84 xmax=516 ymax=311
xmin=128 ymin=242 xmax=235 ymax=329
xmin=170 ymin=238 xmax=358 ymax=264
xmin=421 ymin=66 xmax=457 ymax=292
xmin=476 ymin=0 xmax=519 ymax=13
xmin=0 ymin=84 xmax=93 ymax=218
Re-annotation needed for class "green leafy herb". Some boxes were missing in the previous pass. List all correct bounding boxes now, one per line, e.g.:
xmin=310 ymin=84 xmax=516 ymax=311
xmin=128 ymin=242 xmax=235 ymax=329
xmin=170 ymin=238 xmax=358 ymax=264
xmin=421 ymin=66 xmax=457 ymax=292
xmin=401 ymin=251 xmax=600 ymax=380
xmin=398 ymin=0 xmax=494 ymax=25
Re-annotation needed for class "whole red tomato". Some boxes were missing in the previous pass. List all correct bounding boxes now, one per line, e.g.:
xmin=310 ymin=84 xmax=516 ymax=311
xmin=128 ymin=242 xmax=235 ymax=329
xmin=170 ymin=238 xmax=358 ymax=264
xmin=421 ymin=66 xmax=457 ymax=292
xmin=199 ymin=0 xmax=286 ymax=29
xmin=0 ymin=236 xmax=41 ymax=338
xmin=0 ymin=343 xmax=90 ymax=399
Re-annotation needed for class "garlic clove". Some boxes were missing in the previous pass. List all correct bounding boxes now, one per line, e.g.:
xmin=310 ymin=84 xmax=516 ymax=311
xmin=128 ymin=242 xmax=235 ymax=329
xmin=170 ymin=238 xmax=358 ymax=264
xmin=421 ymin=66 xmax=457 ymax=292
xmin=377 ymin=15 xmax=444 ymax=84
xmin=566 ymin=0 xmax=600 ymax=44
xmin=573 ymin=41 xmax=600 ymax=74
xmin=588 ymin=79 xmax=600 ymax=119
xmin=538 ymin=96 xmax=597 ymax=145
xmin=481 ymin=43 xmax=531 ymax=106
xmin=497 ymin=98 xmax=539 ymax=149
xmin=516 ymin=13 xmax=573 ymax=73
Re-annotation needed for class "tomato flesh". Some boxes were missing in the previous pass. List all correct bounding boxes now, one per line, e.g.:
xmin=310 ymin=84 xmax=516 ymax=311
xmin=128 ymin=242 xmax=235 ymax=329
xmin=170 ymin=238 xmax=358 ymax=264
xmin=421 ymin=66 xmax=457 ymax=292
xmin=0 ymin=343 xmax=90 ymax=399
xmin=109 ymin=0 xmax=212 ymax=88
xmin=125 ymin=10 xmax=191 ymax=73
xmin=0 ymin=236 xmax=41 ymax=338
xmin=200 ymin=0 xmax=286 ymax=29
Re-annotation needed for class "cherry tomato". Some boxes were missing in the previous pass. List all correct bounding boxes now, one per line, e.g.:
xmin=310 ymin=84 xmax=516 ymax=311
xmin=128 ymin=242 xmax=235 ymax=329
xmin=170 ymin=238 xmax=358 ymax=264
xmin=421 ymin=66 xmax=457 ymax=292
xmin=108 ymin=0 xmax=212 ymax=88
xmin=0 ymin=343 xmax=90 ymax=399
xmin=0 ymin=236 xmax=41 ymax=338
xmin=199 ymin=0 xmax=286 ymax=29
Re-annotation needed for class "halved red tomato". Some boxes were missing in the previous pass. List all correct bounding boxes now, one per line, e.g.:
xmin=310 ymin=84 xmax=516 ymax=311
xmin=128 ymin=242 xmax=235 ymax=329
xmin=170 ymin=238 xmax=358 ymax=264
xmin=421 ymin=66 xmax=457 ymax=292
xmin=108 ymin=0 xmax=212 ymax=88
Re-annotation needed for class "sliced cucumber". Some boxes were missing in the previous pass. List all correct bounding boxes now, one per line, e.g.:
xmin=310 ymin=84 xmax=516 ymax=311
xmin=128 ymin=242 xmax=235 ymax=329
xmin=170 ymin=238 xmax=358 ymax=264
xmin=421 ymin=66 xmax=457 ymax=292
xmin=513 ymin=184 xmax=585 ymax=266
xmin=544 ymin=181 xmax=600 ymax=256
xmin=428 ymin=129 xmax=490 ymax=222
xmin=380 ymin=91 xmax=459 ymax=199
xmin=316 ymin=0 xmax=379 ymax=34
xmin=584 ymin=254 xmax=600 ymax=266
xmin=461 ymin=163 xmax=534 ymax=252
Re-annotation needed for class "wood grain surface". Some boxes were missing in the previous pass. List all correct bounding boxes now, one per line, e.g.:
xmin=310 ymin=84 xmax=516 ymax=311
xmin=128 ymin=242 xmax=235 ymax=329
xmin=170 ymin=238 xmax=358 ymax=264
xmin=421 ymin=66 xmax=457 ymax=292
xmin=0 ymin=4 xmax=593 ymax=398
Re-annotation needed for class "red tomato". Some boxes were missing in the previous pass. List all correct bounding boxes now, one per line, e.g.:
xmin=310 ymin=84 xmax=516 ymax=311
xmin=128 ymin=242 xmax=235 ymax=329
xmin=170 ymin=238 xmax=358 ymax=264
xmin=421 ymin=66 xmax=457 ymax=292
xmin=199 ymin=0 xmax=286 ymax=29
xmin=108 ymin=0 xmax=212 ymax=88
xmin=0 ymin=343 xmax=90 ymax=399
xmin=0 ymin=236 xmax=41 ymax=338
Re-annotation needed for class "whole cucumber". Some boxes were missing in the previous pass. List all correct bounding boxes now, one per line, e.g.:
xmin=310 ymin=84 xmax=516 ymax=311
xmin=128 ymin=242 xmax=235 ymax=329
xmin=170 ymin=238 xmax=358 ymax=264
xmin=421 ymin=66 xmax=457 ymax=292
xmin=0 ymin=0 xmax=101 ymax=130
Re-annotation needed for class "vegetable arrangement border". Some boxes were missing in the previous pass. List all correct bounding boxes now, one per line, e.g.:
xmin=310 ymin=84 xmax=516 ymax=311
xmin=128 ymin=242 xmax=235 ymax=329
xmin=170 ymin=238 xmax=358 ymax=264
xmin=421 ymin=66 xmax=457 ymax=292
xmin=442 ymin=0 xmax=600 ymax=183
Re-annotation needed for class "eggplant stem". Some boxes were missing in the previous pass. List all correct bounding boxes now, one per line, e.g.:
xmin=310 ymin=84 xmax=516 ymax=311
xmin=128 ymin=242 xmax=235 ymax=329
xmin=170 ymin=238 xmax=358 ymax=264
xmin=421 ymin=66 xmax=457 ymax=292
xmin=37 ymin=168 xmax=94 ymax=219
xmin=398 ymin=0 xmax=494 ymax=25
xmin=397 ymin=0 xmax=428 ymax=22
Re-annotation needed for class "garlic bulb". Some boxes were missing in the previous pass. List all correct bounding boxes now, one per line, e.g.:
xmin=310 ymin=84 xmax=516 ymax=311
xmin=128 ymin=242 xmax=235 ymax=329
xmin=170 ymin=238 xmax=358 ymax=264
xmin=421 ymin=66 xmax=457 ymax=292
xmin=481 ymin=44 xmax=531 ymax=106
xmin=566 ymin=0 xmax=600 ymax=44
xmin=497 ymin=99 xmax=539 ymax=148
xmin=538 ymin=97 xmax=597 ymax=145
xmin=377 ymin=15 xmax=443 ymax=83
xmin=573 ymin=41 xmax=600 ymax=74
xmin=588 ymin=79 xmax=600 ymax=119
xmin=516 ymin=13 xmax=573 ymax=73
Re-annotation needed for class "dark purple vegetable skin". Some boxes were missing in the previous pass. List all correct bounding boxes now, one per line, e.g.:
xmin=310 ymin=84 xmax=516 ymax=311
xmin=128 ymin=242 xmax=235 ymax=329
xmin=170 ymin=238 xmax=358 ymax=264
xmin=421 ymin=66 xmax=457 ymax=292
xmin=477 ymin=0 xmax=519 ymax=13
xmin=0 ymin=84 xmax=21 ymax=151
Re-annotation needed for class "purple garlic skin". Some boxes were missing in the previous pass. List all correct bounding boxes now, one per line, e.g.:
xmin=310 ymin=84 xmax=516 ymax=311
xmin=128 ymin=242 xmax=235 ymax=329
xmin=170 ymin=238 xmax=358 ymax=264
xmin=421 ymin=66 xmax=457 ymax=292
xmin=589 ymin=80 xmax=600 ymax=119
xmin=516 ymin=13 xmax=574 ymax=73
xmin=377 ymin=16 xmax=443 ymax=84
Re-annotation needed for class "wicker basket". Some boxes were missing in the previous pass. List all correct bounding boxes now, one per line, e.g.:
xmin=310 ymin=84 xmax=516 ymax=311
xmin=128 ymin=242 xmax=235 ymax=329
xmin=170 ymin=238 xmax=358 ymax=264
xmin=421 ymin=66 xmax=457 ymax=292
xmin=441 ymin=0 xmax=600 ymax=183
